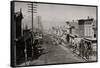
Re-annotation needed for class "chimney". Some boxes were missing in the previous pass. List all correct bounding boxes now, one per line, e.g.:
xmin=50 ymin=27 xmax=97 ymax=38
xmin=20 ymin=8 xmax=22 ymax=13
xmin=88 ymin=16 xmax=90 ymax=19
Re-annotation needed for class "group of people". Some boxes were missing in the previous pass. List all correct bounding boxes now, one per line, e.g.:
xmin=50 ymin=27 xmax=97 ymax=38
xmin=72 ymin=38 xmax=93 ymax=60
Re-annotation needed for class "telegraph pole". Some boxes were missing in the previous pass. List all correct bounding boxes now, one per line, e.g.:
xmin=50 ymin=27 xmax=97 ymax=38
xmin=27 ymin=2 xmax=37 ymax=60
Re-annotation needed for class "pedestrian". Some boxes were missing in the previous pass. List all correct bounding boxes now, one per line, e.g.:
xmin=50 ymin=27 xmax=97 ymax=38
xmin=67 ymin=34 xmax=70 ymax=43
xmin=79 ymin=39 xmax=85 ymax=57
xmin=86 ymin=41 xmax=92 ymax=60
xmin=84 ymin=41 xmax=88 ymax=59
xmin=73 ymin=43 xmax=77 ymax=53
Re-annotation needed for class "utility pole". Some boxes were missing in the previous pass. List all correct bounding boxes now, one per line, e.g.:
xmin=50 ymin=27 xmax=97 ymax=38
xmin=37 ymin=16 xmax=43 ymax=32
xmin=27 ymin=2 xmax=37 ymax=60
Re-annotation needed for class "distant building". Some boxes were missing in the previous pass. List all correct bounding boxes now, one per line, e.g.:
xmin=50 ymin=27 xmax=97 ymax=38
xmin=70 ymin=20 xmax=79 ymax=36
xmin=78 ymin=17 xmax=95 ymax=38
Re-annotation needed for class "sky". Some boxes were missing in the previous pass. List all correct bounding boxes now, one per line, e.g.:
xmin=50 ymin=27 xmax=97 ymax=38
xmin=15 ymin=2 xmax=97 ymax=30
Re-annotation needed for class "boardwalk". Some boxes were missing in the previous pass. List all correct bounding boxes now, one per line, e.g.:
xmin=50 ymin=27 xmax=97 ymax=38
xmin=20 ymin=42 xmax=86 ymax=66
